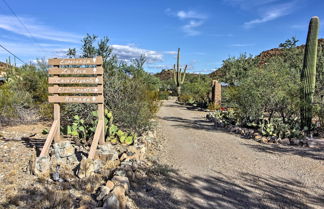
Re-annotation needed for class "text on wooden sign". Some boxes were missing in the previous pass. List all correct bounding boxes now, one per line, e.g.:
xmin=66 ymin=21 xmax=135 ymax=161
xmin=48 ymin=77 xmax=103 ymax=84
xmin=48 ymin=67 xmax=103 ymax=75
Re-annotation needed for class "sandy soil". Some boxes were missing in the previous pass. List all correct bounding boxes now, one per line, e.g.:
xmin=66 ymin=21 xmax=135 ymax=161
xmin=132 ymin=99 xmax=324 ymax=209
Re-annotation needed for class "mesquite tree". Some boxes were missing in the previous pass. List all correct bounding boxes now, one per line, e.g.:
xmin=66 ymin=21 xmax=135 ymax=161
xmin=300 ymin=16 xmax=320 ymax=132
xmin=173 ymin=48 xmax=187 ymax=97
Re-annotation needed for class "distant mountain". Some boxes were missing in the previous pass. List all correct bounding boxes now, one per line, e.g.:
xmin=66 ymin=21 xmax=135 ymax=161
xmin=154 ymin=69 xmax=174 ymax=80
xmin=154 ymin=69 xmax=203 ymax=80
xmin=209 ymin=38 xmax=324 ymax=78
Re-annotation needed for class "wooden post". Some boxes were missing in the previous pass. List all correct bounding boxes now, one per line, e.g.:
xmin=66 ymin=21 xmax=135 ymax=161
xmin=98 ymin=103 xmax=105 ymax=145
xmin=53 ymin=104 xmax=60 ymax=142
xmin=53 ymin=66 xmax=60 ymax=142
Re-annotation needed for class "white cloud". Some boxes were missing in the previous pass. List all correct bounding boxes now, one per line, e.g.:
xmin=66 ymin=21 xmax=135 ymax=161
xmin=223 ymin=0 xmax=281 ymax=10
xmin=0 ymin=15 xmax=81 ymax=43
xmin=182 ymin=20 xmax=204 ymax=36
xmin=224 ymin=0 xmax=298 ymax=28
xmin=176 ymin=10 xmax=207 ymax=20
xmin=0 ymin=41 xmax=71 ymax=64
xmin=243 ymin=3 xmax=295 ymax=28
xmin=166 ymin=9 xmax=208 ymax=36
xmin=111 ymin=45 xmax=163 ymax=63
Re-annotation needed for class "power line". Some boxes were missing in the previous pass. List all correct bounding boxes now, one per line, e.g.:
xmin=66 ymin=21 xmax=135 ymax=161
xmin=0 ymin=43 xmax=25 ymax=64
xmin=1 ymin=0 xmax=47 ymax=54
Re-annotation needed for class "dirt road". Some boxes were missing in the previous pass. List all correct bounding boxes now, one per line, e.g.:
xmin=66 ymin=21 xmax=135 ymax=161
xmin=133 ymin=99 xmax=324 ymax=209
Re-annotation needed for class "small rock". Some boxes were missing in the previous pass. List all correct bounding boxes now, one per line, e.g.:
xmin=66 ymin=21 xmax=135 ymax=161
xmin=93 ymin=159 xmax=103 ymax=173
xmin=53 ymin=141 xmax=75 ymax=158
xmin=112 ymin=186 xmax=126 ymax=209
xmin=103 ymin=193 xmax=120 ymax=209
xmin=279 ymin=138 xmax=290 ymax=145
xmin=260 ymin=137 xmax=268 ymax=143
xmin=290 ymin=138 xmax=300 ymax=146
xmin=135 ymin=170 xmax=146 ymax=179
xmin=119 ymin=153 xmax=128 ymax=162
xmin=96 ymin=143 xmax=119 ymax=162
xmin=77 ymin=205 xmax=89 ymax=209
xmin=106 ymin=180 xmax=115 ymax=190
xmin=254 ymin=135 xmax=262 ymax=140
xmin=34 ymin=156 xmax=51 ymax=178
xmin=112 ymin=176 xmax=130 ymax=193
xmin=77 ymin=158 xmax=95 ymax=178
xmin=97 ymin=186 xmax=112 ymax=201
xmin=114 ymin=169 xmax=127 ymax=177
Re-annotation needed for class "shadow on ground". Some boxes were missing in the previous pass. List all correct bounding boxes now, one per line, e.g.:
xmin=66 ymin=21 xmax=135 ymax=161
xmin=159 ymin=116 xmax=324 ymax=162
xmin=158 ymin=116 xmax=220 ymax=132
xmin=245 ymin=143 xmax=324 ymax=161
xmin=131 ymin=162 xmax=324 ymax=209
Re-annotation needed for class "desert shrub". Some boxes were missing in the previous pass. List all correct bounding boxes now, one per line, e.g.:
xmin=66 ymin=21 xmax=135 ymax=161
xmin=104 ymin=68 xmax=159 ymax=133
xmin=314 ymin=104 xmax=324 ymax=129
xmin=215 ymin=53 xmax=257 ymax=85
xmin=176 ymin=74 xmax=211 ymax=107
xmin=178 ymin=94 xmax=194 ymax=104
xmin=217 ymin=37 xmax=324 ymax=134
xmin=207 ymin=103 xmax=221 ymax=111
xmin=158 ymin=90 xmax=170 ymax=100
xmin=61 ymin=34 xmax=160 ymax=134
xmin=0 ymin=64 xmax=49 ymax=125
xmin=231 ymin=57 xmax=300 ymax=124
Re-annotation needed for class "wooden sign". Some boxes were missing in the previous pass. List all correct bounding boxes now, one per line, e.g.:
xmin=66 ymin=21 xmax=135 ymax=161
xmin=49 ymin=95 xmax=104 ymax=103
xmin=48 ymin=86 xmax=103 ymax=94
xmin=48 ymin=57 xmax=103 ymax=65
xmin=48 ymin=67 xmax=103 ymax=75
xmin=41 ymin=56 xmax=105 ymax=160
xmin=48 ymin=77 xmax=103 ymax=84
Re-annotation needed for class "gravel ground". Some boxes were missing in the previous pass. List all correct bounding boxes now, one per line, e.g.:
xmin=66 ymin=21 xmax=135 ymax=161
xmin=132 ymin=99 xmax=324 ymax=209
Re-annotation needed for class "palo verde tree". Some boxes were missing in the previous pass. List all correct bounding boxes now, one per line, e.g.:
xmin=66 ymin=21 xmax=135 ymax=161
xmin=300 ymin=16 xmax=320 ymax=132
xmin=173 ymin=48 xmax=187 ymax=97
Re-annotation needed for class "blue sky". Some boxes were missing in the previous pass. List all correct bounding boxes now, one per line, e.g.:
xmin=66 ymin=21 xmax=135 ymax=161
xmin=0 ymin=0 xmax=323 ymax=73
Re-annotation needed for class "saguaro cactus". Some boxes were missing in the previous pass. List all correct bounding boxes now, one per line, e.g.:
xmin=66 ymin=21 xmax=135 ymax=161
xmin=300 ymin=16 xmax=320 ymax=131
xmin=173 ymin=48 xmax=187 ymax=97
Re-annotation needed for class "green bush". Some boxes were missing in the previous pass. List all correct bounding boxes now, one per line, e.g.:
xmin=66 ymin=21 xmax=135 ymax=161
xmin=62 ymin=109 xmax=136 ymax=145
xmin=158 ymin=90 xmax=170 ymax=100
xmin=0 ymin=64 xmax=50 ymax=125
xmin=104 ymin=68 xmax=159 ymax=133
xmin=61 ymin=34 xmax=160 ymax=134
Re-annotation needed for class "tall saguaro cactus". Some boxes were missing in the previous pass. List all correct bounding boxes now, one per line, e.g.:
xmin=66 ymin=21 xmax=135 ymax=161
xmin=300 ymin=16 xmax=320 ymax=132
xmin=173 ymin=48 xmax=187 ymax=97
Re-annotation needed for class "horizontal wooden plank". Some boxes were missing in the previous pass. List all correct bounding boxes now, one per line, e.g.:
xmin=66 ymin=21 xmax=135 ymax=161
xmin=48 ymin=56 xmax=103 ymax=66
xmin=48 ymin=86 xmax=103 ymax=94
xmin=48 ymin=67 xmax=104 ymax=75
xmin=49 ymin=96 xmax=104 ymax=103
xmin=48 ymin=77 xmax=103 ymax=84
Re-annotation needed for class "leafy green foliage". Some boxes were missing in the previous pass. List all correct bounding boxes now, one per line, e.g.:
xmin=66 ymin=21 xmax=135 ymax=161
xmin=0 ymin=63 xmax=50 ymax=125
xmin=217 ymin=36 xmax=323 ymax=135
xmin=63 ymin=109 xmax=135 ymax=145
xmin=166 ymin=73 xmax=211 ymax=107
xmin=62 ymin=34 xmax=160 ymax=134
xmin=215 ymin=53 xmax=257 ymax=86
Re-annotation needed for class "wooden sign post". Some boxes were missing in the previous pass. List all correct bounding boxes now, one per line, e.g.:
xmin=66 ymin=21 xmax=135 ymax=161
xmin=40 ymin=56 xmax=105 ymax=159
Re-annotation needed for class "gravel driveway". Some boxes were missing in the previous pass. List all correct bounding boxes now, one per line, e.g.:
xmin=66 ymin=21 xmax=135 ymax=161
xmin=133 ymin=99 xmax=324 ymax=209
